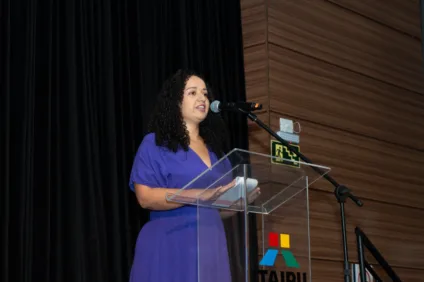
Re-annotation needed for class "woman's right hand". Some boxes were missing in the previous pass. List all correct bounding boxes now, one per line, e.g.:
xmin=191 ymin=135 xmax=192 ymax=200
xmin=199 ymin=179 xmax=237 ymax=201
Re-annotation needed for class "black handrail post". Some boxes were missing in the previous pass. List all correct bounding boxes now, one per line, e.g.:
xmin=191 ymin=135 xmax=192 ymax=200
xmin=355 ymin=227 xmax=402 ymax=282
xmin=356 ymin=229 xmax=366 ymax=282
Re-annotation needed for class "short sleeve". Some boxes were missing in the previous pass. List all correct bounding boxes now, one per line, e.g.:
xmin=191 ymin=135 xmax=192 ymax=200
xmin=128 ymin=133 xmax=168 ymax=191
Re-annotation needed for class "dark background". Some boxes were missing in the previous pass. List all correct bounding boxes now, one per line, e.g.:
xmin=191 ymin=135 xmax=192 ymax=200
xmin=0 ymin=0 xmax=253 ymax=281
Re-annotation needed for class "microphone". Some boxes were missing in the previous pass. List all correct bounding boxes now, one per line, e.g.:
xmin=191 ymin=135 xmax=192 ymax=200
xmin=210 ymin=100 xmax=262 ymax=113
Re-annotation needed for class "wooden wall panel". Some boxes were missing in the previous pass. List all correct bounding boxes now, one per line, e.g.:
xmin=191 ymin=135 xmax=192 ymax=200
xmin=247 ymin=112 xmax=270 ymax=154
xmin=244 ymin=45 xmax=269 ymax=155
xmin=256 ymin=257 xmax=424 ymax=281
xmin=311 ymin=259 xmax=424 ymax=282
xmin=255 ymin=189 xmax=424 ymax=269
xmin=311 ymin=260 xmax=345 ymax=282
xmin=267 ymin=0 xmax=424 ymax=94
xmin=308 ymin=190 xmax=424 ymax=269
xmin=269 ymin=112 xmax=424 ymax=209
xmin=248 ymin=110 xmax=424 ymax=209
xmin=327 ymin=0 xmax=422 ymax=38
xmin=240 ymin=0 xmax=424 ymax=280
xmin=240 ymin=0 xmax=266 ymax=47
xmin=243 ymin=44 xmax=269 ymax=110
xmin=388 ymin=266 xmax=424 ymax=282
xmin=268 ymin=44 xmax=424 ymax=150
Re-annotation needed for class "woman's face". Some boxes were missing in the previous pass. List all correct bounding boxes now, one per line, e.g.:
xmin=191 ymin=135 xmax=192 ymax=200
xmin=181 ymin=75 xmax=210 ymax=125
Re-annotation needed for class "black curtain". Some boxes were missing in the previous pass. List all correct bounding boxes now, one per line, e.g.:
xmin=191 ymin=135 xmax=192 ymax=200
xmin=1 ymin=0 xmax=256 ymax=282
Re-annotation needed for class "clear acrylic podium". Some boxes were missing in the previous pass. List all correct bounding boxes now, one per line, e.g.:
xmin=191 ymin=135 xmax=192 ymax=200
xmin=166 ymin=148 xmax=330 ymax=282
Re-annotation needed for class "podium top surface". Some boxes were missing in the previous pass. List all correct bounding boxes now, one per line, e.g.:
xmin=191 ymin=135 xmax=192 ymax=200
xmin=166 ymin=148 xmax=331 ymax=214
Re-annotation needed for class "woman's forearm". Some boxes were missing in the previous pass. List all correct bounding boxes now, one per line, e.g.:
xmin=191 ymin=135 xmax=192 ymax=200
xmin=134 ymin=184 xmax=211 ymax=210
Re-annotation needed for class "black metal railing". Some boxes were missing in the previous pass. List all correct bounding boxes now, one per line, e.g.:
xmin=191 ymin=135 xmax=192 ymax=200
xmin=355 ymin=227 xmax=402 ymax=282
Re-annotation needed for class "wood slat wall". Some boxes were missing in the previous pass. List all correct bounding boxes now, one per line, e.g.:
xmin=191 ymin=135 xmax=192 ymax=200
xmin=241 ymin=0 xmax=424 ymax=280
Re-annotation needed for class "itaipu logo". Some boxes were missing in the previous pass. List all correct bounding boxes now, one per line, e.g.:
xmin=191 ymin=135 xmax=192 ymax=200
xmin=258 ymin=232 xmax=307 ymax=282
xmin=259 ymin=232 xmax=299 ymax=268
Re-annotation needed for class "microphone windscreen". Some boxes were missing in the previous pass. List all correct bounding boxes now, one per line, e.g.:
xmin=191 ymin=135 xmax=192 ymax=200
xmin=210 ymin=100 xmax=221 ymax=113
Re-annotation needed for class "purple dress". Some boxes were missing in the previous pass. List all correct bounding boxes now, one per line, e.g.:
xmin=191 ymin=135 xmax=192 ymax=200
xmin=128 ymin=133 xmax=232 ymax=282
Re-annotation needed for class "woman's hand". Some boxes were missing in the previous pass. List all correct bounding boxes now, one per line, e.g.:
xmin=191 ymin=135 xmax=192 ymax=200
xmin=199 ymin=179 xmax=237 ymax=201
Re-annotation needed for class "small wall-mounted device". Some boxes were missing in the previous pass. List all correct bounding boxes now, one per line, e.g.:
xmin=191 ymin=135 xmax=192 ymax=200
xmin=278 ymin=118 xmax=300 ymax=144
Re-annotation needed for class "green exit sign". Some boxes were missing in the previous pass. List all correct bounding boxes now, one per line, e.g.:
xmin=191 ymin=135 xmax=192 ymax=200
xmin=270 ymin=140 xmax=300 ymax=168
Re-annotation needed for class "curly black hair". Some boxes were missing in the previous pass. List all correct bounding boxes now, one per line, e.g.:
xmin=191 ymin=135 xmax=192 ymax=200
xmin=147 ymin=69 xmax=229 ymax=158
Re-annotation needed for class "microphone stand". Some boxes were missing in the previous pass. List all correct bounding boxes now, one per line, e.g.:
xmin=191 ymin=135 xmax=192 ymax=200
xmin=239 ymin=109 xmax=363 ymax=282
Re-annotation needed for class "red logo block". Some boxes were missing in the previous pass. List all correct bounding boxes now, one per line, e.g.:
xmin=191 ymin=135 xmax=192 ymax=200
xmin=269 ymin=232 xmax=279 ymax=247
